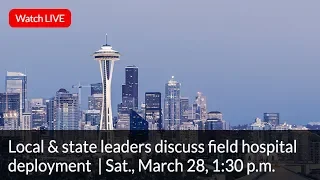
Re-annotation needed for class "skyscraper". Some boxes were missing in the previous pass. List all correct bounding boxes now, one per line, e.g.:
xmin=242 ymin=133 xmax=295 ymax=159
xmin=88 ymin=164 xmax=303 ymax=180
xmin=21 ymin=113 xmax=32 ymax=130
xmin=0 ymin=93 xmax=20 ymax=114
xmin=0 ymin=93 xmax=20 ymax=129
xmin=5 ymin=72 xmax=27 ymax=116
xmin=189 ymin=103 xmax=197 ymax=120
xmin=88 ymin=94 xmax=103 ymax=110
xmin=88 ymin=83 xmax=103 ymax=118
xmin=116 ymin=103 xmax=130 ymax=130
xmin=194 ymin=92 xmax=207 ymax=120
xmin=164 ymin=76 xmax=181 ymax=130
xmin=145 ymin=92 xmax=162 ymax=130
xmin=116 ymin=66 xmax=138 ymax=130
xmin=180 ymin=97 xmax=189 ymax=122
xmin=51 ymin=89 xmax=80 ymax=130
xmin=122 ymin=65 xmax=139 ymax=110
xmin=93 ymin=34 xmax=120 ymax=130
xmin=46 ymin=99 xmax=54 ymax=130
xmin=30 ymin=99 xmax=47 ymax=129
xmin=88 ymin=83 xmax=103 ymax=112
xmin=121 ymin=65 xmax=139 ymax=111
xmin=3 ymin=111 xmax=19 ymax=130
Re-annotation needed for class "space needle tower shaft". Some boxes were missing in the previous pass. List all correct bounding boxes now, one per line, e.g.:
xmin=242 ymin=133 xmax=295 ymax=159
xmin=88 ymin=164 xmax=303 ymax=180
xmin=93 ymin=34 xmax=120 ymax=130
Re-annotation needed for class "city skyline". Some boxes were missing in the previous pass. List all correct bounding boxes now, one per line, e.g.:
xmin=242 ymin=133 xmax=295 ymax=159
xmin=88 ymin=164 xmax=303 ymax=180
xmin=0 ymin=68 xmax=308 ymax=129
xmin=2 ymin=0 xmax=320 ymax=125
xmin=0 ymin=67 xmax=314 ymax=127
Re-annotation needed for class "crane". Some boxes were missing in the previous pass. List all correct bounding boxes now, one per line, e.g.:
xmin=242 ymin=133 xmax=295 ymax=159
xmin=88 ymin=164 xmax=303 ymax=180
xmin=72 ymin=82 xmax=91 ymax=108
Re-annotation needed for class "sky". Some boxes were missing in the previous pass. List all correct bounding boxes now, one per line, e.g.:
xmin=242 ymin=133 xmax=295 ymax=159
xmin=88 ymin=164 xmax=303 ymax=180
xmin=1 ymin=0 xmax=320 ymax=125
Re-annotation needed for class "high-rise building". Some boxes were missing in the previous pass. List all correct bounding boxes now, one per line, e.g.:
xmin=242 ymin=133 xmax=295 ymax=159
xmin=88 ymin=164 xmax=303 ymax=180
xmin=5 ymin=72 xmax=27 ymax=116
xmin=31 ymin=101 xmax=47 ymax=129
xmin=120 ymin=87 xmax=131 ymax=112
xmin=116 ymin=103 xmax=130 ymax=130
xmin=88 ymin=94 xmax=103 ymax=110
xmin=180 ymin=97 xmax=189 ymax=122
xmin=145 ymin=92 xmax=162 ymax=130
xmin=3 ymin=111 xmax=19 ymax=130
xmin=88 ymin=83 xmax=103 ymax=113
xmin=93 ymin=34 xmax=120 ymax=130
xmin=21 ymin=113 xmax=32 ymax=130
xmin=117 ymin=103 xmax=128 ymax=114
xmin=119 ymin=65 xmax=139 ymax=113
xmin=0 ymin=93 xmax=20 ymax=114
xmin=50 ymin=88 xmax=80 ymax=130
xmin=193 ymin=92 xmax=207 ymax=120
xmin=84 ymin=110 xmax=100 ymax=126
xmin=90 ymin=83 xmax=103 ymax=95
xmin=130 ymin=109 xmax=148 ymax=130
xmin=117 ymin=66 xmax=138 ymax=129
xmin=164 ymin=76 xmax=181 ymax=130
xmin=123 ymin=66 xmax=139 ymax=110
xmin=188 ymin=103 xmax=197 ymax=120
xmin=264 ymin=113 xmax=280 ymax=126
xmin=46 ymin=99 xmax=54 ymax=130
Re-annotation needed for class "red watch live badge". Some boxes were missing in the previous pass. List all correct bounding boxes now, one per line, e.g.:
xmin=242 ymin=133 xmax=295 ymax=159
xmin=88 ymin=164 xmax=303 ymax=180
xmin=9 ymin=9 xmax=72 ymax=28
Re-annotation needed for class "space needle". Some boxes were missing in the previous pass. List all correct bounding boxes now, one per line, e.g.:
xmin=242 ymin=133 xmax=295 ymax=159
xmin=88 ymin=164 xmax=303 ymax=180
xmin=93 ymin=34 xmax=120 ymax=130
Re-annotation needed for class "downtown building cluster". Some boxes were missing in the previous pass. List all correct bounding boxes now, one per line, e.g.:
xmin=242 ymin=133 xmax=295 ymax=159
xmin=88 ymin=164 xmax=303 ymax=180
xmin=1 ymin=70 xmax=300 ymax=131
xmin=0 ymin=70 xmax=229 ymax=130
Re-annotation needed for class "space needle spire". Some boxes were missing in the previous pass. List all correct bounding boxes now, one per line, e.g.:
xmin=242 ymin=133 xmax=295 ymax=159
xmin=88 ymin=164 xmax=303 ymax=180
xmin=105 ymin=33 xmax=108 ymax=45
xmin=93 ymin=34 xmax=120 ymax=130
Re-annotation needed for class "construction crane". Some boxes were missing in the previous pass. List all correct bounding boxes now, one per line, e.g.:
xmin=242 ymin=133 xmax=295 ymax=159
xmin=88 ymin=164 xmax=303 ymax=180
xmin=72 ymin=82 xmax=91 ymax=108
